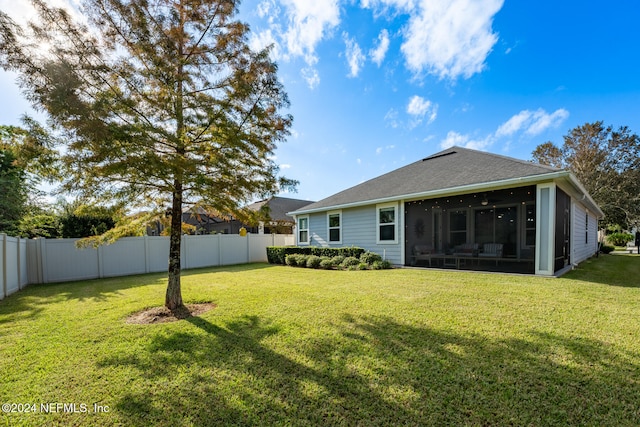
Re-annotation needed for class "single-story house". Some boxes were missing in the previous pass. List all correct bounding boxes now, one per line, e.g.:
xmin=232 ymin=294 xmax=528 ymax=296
xmin=288 ymin=146 xmax=604 ymax=276
xmin=182 ymin=196 xmax=314 ymax=235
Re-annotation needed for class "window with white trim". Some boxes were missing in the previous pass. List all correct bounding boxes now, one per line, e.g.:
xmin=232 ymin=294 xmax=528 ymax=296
xmin=377 ymin=203 xmax=397 ymax=244
xmin=328 ymin=211 xmax=342 ymax=243
xmin=585 ymin=212 xmax=589 ymax=244
xmin=298 ymin=216 xmax=309 ymax=244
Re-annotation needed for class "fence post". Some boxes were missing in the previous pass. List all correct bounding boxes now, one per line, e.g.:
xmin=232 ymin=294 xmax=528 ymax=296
xmin=97 ymin=243 xmax=104 ymax=279
xmin=1 ymin=233 xmax=7 ymax=300
xmin=39 ymin=237 xmax=49 ymax=284
xmin=16 ymin=237 xmax=21 ymax=290
xmin=182 ymin=234 xmax=188 ymax=270
xmin=144 ymin=235 xmax=150 ymax=274
xmin=246 ymin=233 xmax=250 ymax=263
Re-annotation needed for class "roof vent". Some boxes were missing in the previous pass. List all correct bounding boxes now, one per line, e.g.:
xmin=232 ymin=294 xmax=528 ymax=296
xmin=422 ymin=150 xmax=456 ymax=161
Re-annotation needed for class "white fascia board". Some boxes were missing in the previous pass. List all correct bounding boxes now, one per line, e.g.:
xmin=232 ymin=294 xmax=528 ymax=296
xmin=565 ymin=173 xmax=605 ymax=218
xmin=288 ymin=172 xmax=570 ymax=216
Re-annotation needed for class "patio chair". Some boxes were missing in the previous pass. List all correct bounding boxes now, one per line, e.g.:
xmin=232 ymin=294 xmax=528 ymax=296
xmin=479 ymin=243 xmax=503 ymax=265
xmin=412 ymin=245 xmax=433 ymax=266
xmin=453 ymin=243 xmax=478 ymax=257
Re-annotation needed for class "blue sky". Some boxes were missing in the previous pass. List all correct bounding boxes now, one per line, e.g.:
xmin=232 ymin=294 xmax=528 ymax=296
xmin=2 ymin=0 xmax=639 ymax=203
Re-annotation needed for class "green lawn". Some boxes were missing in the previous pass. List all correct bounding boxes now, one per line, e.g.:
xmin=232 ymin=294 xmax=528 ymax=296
xmin=1 ymin=254 xmax=639 ymax=426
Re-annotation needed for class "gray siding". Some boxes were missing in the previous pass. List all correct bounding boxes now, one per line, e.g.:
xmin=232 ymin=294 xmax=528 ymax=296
xmin=572 ymin=202 xmax=598 ymax=264
xmin=307 ymin=204 xmax=403 ymax=264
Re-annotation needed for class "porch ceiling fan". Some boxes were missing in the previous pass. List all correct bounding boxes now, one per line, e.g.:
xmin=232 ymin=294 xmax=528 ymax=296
xmin=480 ymin=193 xmax=501 ymax=206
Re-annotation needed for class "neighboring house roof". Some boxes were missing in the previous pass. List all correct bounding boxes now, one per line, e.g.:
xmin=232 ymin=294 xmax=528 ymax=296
xmin=247 ymin=196 xmax=315 ymax=222
xmin=290 ymin=146 xmax=603 ymax=217
xmin=183 ymin=197 xmax=314 ymax=223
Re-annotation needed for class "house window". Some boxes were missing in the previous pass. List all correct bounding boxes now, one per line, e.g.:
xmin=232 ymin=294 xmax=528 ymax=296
xmin=585 ymin=212 xmax=589 ymax=244
xmin=298 ymin=216 xmax=309 ymax=244
xmin=328 ymin=211 xmax=342 ymax=243
xmin=377 ymin=203 xmax=397 ymax=244
xmin=449 ymin=210 xmax=467 ymax=247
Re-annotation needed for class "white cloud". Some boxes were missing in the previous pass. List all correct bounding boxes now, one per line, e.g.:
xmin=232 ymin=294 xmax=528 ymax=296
xmin=495 ymin=110 xmax=532 ymax=138
xmin=407 ymin=95 xmax=438 ymax=127
xmin=496 ymin=108 xmax=570 ymax=138
xmin=249 ymin=28 xmax=283 ymax=59
xmin=365 ymin=0 xmax=503 ymax=80
xmin=301 ymin=67 xmax=320 ymax=89
xmin=370 ymin=29 xmax=390 ymax=66
xmin=440 ymin=131 xmax=493 ymax=150
xmin=361 ymin=0 xmax=416 ymax=15
xmin=441 ymin=107 xmax=569 ymax=153
xmin=402 ymin=0 xmax=503 ymax=79
xmin=376 ymin=145 xmax=395 ymax=155
xmin=343 ymin=33 xmax=366 ymax=77
xmin=526 ymin=108 xmax=569 ymax=135
xmin=282 ymin=0 xmax=340 ymax=64
xmin=251 ymin=0 xmax=340 ymax=88
xmin=280 ymin=163 xmax=292 ymax=169
xmin=384 ymin=108 xmax=400 ymax=128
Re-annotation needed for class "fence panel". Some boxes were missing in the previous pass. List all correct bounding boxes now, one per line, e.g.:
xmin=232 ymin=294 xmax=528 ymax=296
xmin=4 ymin=236 xmax=19 ymax=296
xmin=19 ymin=238 xmax=27 ymax=289
xmin=1 ymin=235 xmax=30 ymax=299
xmin=101 ymin=237 xmax=147 ymax=278
xmin=146 ymin=236 xmax=169 ymax=273
xmin=220 ymin=235 xmax=249 ymax=265
xmin=248 ymin=234 xmax=275 ymax=262
xmin=184 ymin=235 xmax=220 ymax=269
xmin=43 ymin=239 xmax=100 ymax=283
xmin=0 ymin=233 xmax=294 ymax=290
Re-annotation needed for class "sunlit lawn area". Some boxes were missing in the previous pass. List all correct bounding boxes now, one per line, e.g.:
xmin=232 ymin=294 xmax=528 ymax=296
xmin=1 ymin=254 xmax=639 ymax=426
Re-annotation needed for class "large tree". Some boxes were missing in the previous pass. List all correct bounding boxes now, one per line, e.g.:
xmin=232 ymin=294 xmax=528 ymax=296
xmin=0 ymin=0 xmax=295 ymax=310
xmin=0 ymin=147 xmax=28 ymax=235
xmin=532 ymin=121 xmax=640 ymax=229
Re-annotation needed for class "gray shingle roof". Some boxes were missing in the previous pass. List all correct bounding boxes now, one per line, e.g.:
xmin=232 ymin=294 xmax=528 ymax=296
xmin=247 ymin=196 xmax=315 ymax=221
xmin=292 ymin=146 xmax=561 ymax=214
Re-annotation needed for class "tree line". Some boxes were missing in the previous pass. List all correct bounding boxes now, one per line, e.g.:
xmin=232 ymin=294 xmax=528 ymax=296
xmin=532 ymin=121 xmax=640 ymax=232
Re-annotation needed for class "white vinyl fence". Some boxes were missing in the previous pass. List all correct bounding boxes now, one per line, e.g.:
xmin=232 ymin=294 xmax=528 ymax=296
xmin=1 ymin=233 xmax=293 ymax=298
xmin=0 ymin=234 xmax=29 ymax=300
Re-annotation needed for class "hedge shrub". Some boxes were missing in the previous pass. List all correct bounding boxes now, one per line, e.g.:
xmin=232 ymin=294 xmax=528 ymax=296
xmin=600 ymin=245 xmax=615 ymax=254
xmin=340 ymin=257 xmax=361 ymax=268
xmin=267 ymin=246 xmax=366 ymax=265
xmin=272 ymin=246 xmax=392 ymax=270
xmin=360 ymin=251 xmax=382 ymax=264
xmin=306 ymin=255 xmax=322 ymax=269
xmin=607 ymin=232 xmax=634 ymax=247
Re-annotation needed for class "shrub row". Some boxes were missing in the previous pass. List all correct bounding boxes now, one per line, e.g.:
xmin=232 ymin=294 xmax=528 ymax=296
xmin=284 ymin=251 xmax=392 ymax=271
xmin=266 ymin=246 xmax=366 ymax=265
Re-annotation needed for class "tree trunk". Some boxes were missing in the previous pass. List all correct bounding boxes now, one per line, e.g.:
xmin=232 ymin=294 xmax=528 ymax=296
xmin=165 ymin=182 xmax=184 ymax=311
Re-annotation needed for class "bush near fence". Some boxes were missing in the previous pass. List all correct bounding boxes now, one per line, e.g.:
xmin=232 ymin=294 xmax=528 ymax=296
xmin=266 ymin=246 xmax=366 ymax=265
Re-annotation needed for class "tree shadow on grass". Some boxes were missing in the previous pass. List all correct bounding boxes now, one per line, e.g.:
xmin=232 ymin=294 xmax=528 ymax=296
xmin=0 ymin=263 xmax=273 ymax=326
xmin=0 ymin=274 xmax=167 ymax=327
xmin=98 ymin=314 xmax=640 ymax=426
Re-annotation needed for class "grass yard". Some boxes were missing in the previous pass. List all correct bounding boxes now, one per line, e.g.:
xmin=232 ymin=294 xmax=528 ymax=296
xmin=1 ymin=254 xmax=639 ymax=426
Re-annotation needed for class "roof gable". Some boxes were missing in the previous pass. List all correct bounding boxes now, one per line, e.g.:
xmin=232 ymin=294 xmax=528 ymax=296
xmin=293 ymin=147 xmax=561 ymax=213
xmin=247 ymin=196 xmax=315 ymax=221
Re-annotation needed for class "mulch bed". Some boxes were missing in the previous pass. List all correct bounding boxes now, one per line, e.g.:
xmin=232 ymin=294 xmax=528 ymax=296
xmin=126 ymin=303 xmax=216 ymax=324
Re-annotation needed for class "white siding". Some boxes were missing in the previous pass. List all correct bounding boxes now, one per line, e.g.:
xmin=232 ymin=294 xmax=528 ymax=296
xmin=307 ymin=204 xmax=404 ymax=264
xmin=572 ymin=202 xmax=598 ymax=264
